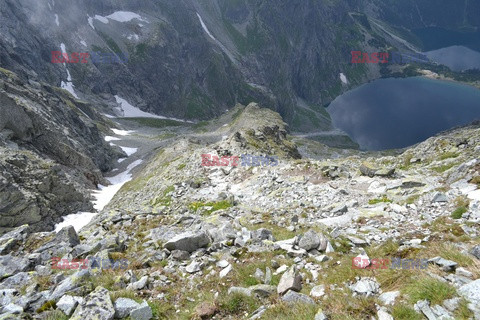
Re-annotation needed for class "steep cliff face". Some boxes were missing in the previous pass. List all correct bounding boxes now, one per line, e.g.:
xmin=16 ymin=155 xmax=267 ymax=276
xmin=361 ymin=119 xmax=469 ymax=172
xmin=0 ymin=68 xmax=120 ymax=233
xmin=0 ymin=147 xmax=89 ymax=234
xmin=0 ymin=0 xmax=416 ymax=132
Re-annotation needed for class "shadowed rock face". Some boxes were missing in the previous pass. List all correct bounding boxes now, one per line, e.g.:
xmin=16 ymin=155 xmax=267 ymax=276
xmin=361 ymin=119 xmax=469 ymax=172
xmin=0 ymin=70 xmax=120 ymax=234
xmin=0 ymin=149 xmax=90 ymax=234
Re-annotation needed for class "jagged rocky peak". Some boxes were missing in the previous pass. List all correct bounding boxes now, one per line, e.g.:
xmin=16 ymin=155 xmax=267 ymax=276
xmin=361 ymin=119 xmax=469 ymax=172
xmin=213 ymin=102 xmax=301 ymax=160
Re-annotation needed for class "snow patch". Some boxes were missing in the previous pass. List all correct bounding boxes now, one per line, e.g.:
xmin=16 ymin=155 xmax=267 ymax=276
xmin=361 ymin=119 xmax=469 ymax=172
xmin=55 ymin=159 xmax=143 ymax=232
xmin=106 ymin=11 xmax=147 ymax=23
xmin=127 ymin=34 xmax=139 ymax=41
xmin=340 ymin=73 xmax=348 ymax=84
xmin=54 ymin=14 xmax=59 ymax=26
xmin=196 ymin=13 xmax=217 ymax=42
xmin=61 ymin=81 xmax=78 ymax=98
xmin=66 ymin=69 xmax=72 ymax=82
xmin=112 ymin=129 xmax=134 ymax=136
xmin=114 ymin=96 xmax=193 ymax=123
xmin=115 ymin=95 xmax=161 ymax=118
xmin=196 ymin=12 xmax=238 ymax=66
xmin=60 ymin=67 xmax=78 ymax=98
xmin=94 ymin=15 xmax=109 ymax=24
xmin=94 ymin=159 xmax=143 ymax=210
xmin=105 ymin=136 xmax=121 ymax=142
xmin=120 ymin=146 xmax=138 ymax=156
xmin=54 ymin=212 xmax=97 ymax=233
xmin=114 ymin=96 xmax=190 ymax=123
xmin=88 ymin=16 xmax=95 ymax=29
xmin=80 ymin=40 xmax=87 ymax=47
xmin=60 ymin=43 xmax=67 ymax=54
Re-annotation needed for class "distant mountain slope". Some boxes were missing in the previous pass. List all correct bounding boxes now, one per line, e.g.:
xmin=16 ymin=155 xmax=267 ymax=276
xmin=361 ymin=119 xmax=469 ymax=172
xmin=0 ymin=0 xmax=478 ymax=131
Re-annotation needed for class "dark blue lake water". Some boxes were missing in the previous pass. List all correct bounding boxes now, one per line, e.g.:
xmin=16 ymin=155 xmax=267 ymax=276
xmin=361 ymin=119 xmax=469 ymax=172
xmin=327 ymin=77 xmax=480 ymax=151
xmin=413 ymin=27 xmax=480 ymax=52
xmin=425 ymin=45 xmax=480 ymax=72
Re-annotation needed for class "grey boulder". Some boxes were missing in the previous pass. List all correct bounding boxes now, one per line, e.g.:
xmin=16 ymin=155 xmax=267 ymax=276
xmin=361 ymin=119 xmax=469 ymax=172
xmin=428 ymin=257 xmax=458 ymax=272
xmin=130 ymin=301 xmax=152 ymax=320
xmin=55 ymin=226 xmax=80 ymax=247
xmin=298 ymin=230 xmax=321 ymax=251
xmin=56 ymin=295 xmax=83 ymax=316
xmin=251 ymin=228 xmax=275 ymax=242
xmin=114 ymin=298 xmax=140 ymax=318
xmin=70 ymin=286 xmax=115 ymax=320
xmin=0 ymin=225 xmax=29 ymax=255
xmin=281 ymin=291 xmax=315 ymax=305
xmin=470 ymin=245 xmax=480 ymax=260
xmin=164 ymin=231 xmax=210 ymax=253
xmin=277 ymin=265 xmax=302 ymax=295
xmin=458 ymin=279 xmax=480 ymax=313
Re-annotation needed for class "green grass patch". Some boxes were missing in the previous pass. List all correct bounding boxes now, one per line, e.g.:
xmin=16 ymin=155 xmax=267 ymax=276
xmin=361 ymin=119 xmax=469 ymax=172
xmin=392 ymin=304 xmax=423 ymax=320
xmin=218 ymin=292 xmax=259 ymax=316
xmin=0 ymin=66 xmax=16 ymax=78
xmin=403 ymin=277 xmax=455 ymax=305
xmin=150 ymin=186 xmax=175 ymax=207
xmin=455 ymin=298 xmax=475 ymax=319
xmin=189 ymin=200 xmax=233 ymax=215
xmin=451 ymin=207 xmax=468 ymax=219
xmin=439 ymin=152 xmax=459 ymax=160
xmin=44 ymin=310 xmax=69 ymax=320
xmin=333 ymin=236 xmax=353 ymax=254
xmin=470 ymin=176 xmax=480 ymax=186
xmin=431 ymin=163 xmax=456 ymax=173
xmin=422 ymin=243 xmax=478 ymax=269
xmin=368 ymin=196 xmax=393 ymax=205
xmin=322 ymin=290 xmax=378 ymax=320
xmin=429 ymin=217 xmax=466 ymax=238
xmin=246 ymin=220 xmax=297 ymax=241
xmin=148 ymin=299 xmax=175 ymax=319
xmin=177 ymin=163 xmax=186 ymax=170
xmin=193 ymin=120 xmax=209 ymax=130
xmin=233 ymin=261 xmax=281 ymax=287
xmin=322 ymin=255 xmax=363 ymax=285
xmin=405 ymin=194 xmax=421 ymax=205
xmin=121 ymin=117 xmax=184 ymax=127
xmin=260 ymin=301 xmax=318 ymax=320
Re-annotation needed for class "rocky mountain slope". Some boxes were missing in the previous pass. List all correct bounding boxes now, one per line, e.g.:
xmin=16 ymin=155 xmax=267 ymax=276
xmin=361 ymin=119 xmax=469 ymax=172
xmin=0 ymin=67 xmax=121 ymax=233
xmin=1 ymin=0 xmax=478 ymax=132
xmin=1 ymin=104 xmax=479 ymax=319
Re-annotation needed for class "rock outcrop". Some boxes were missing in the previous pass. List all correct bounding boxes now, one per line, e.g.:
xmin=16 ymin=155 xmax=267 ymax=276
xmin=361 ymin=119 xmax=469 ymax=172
xmin=0 ymin=69 xmax=120 ymax=233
